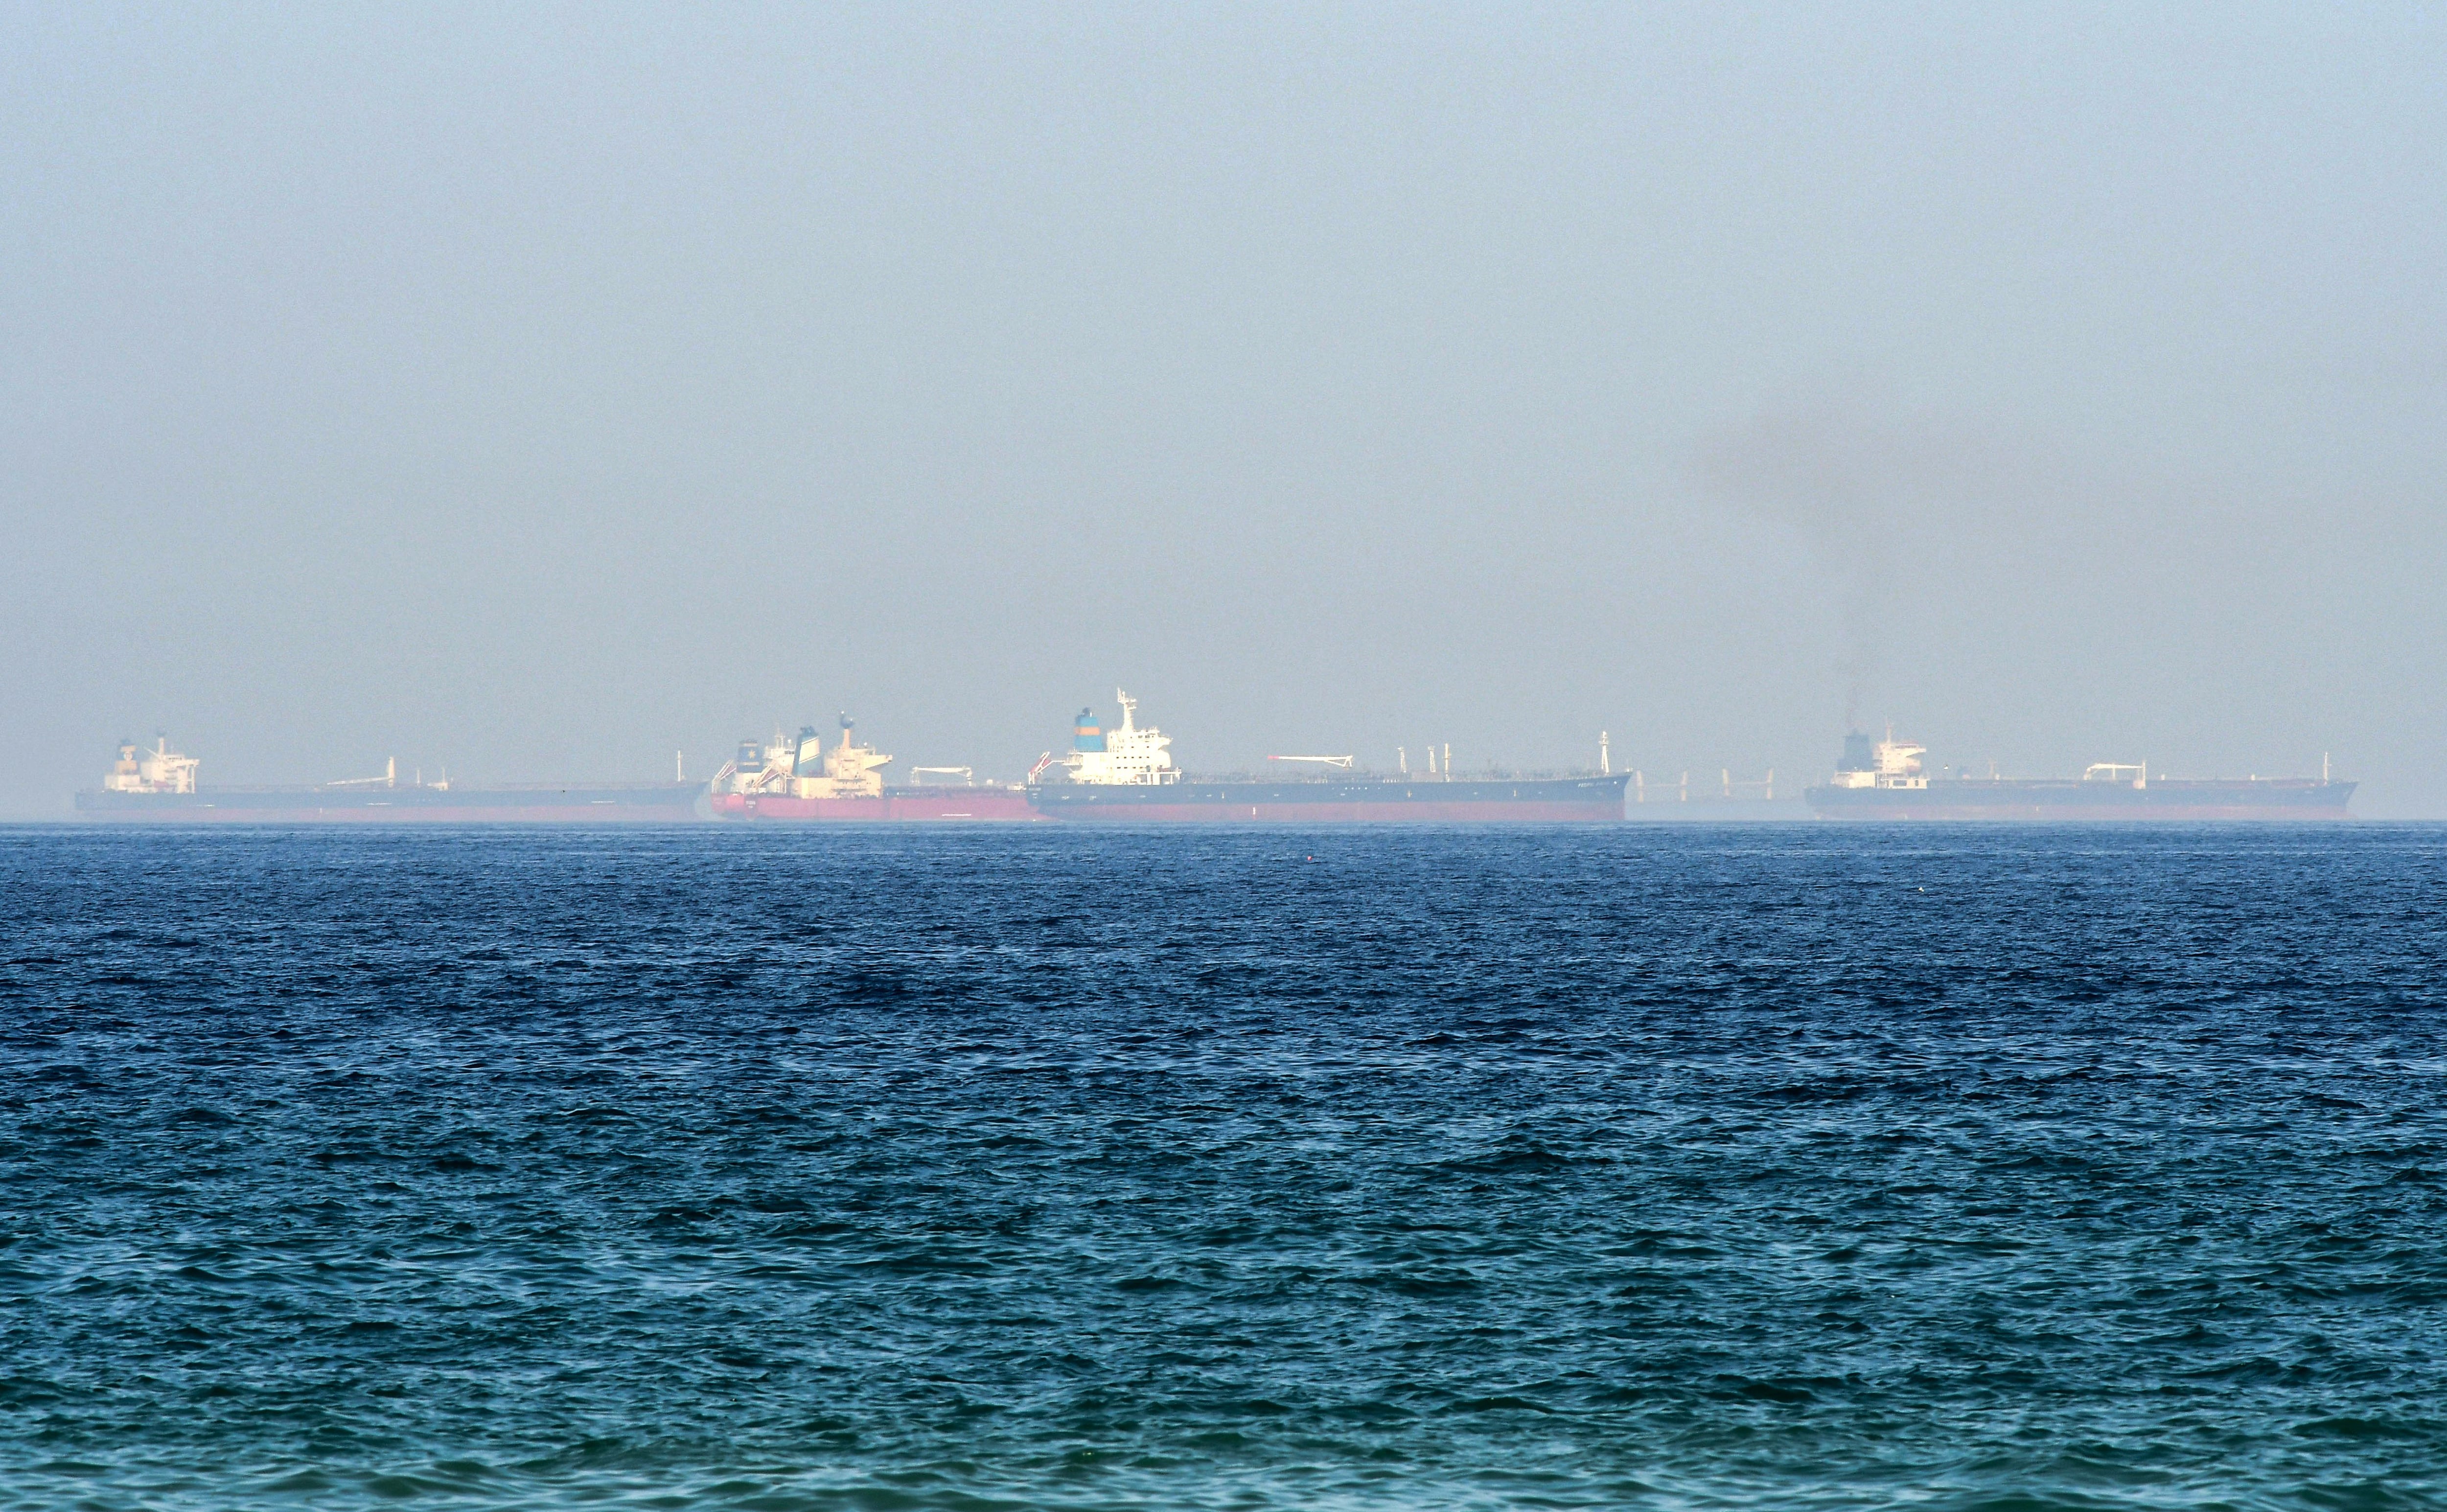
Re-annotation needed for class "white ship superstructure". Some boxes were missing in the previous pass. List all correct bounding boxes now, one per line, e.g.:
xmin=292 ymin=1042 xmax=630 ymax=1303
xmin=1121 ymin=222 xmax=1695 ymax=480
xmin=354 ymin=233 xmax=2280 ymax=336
xmin=1826 ymin=730 xmax=1927 ymax=790
xmin=1063 ymin=690 xmax=1178 ymax=785
xmin=713 ymin=716 xmax=894 ymax=800
xmin=104 ymin=736 xmax=200 ymax=795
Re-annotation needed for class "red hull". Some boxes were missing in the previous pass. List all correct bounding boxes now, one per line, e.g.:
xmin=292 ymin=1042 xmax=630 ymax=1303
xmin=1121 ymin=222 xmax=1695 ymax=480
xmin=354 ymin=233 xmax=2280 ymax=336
xmin=712 ymin=791 xmax=1041 ymax=822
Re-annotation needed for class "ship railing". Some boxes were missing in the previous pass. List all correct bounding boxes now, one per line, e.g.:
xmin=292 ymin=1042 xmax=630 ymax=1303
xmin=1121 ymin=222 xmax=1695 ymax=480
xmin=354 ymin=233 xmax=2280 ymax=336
xmin=1631 ymin=770 xmax=1777 ymax=802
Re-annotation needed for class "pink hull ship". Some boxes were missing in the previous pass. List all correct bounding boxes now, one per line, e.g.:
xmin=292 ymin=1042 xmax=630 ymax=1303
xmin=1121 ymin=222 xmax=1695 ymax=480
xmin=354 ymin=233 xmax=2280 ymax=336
xmin=709 ymin=719 xmax=1040 ymax=822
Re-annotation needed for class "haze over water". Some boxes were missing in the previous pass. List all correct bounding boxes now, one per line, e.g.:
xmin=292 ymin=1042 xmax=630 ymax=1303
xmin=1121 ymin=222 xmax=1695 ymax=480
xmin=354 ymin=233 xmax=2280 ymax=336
xmin=4 ymin=6 xmax=2444 ymax=813
xmin=7 ymin=7 xmax=2447 ymax=1509
xmin=7 ymin=824 xmax=2447 ymax=1510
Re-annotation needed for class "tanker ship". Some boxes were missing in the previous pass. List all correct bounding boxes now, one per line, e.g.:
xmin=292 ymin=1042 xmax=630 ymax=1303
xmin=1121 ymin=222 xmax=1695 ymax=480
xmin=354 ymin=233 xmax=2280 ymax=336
xmin=1026 ymin=692 xmax=1628 ymax=822
xmin=74 ymin=736 xmax=703 ymax=822
xmin=709 ymin=717 xmax=1037 ymax=821
xmin=1804 ymin=731 xmax=2355 ymax=821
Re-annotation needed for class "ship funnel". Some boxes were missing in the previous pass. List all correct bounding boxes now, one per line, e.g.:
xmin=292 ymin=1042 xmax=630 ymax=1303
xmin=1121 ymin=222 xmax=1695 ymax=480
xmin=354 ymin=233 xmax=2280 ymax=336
xmin=1838 ymin=731 xmax=1875 ymax=773
xmin=1073 ymin=708 xmax=1107 ymax=753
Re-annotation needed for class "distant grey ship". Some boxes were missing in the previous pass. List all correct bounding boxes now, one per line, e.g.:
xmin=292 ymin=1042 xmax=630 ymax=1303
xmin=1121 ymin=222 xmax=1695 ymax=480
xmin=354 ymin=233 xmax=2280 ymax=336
xmin=75 ymin=736 xmax=701 ymax=823
xmin=1804 ymin=732 xmax=2353 ymax=821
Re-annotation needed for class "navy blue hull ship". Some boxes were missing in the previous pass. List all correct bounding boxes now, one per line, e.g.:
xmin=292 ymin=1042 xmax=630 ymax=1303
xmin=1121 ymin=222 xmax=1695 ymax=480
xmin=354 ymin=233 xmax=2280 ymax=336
xmin=1030 ymin=775 xmax=1631 ymax=823
xmin=1027 ymin=694 xmax=1629 ymax=823
xmin=1804 ymin=732 xmax=2354 ymax=821
xmin=76 ymin=738 xmax=703 ymax=823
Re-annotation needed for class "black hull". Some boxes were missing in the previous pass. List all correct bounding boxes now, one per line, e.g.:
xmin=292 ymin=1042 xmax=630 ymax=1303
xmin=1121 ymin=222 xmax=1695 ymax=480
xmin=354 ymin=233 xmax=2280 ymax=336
xmin=1029 ymin=776 xmax=1629 ymax=823
xmin=1805 ymin=779 xmax=2354 ymax=821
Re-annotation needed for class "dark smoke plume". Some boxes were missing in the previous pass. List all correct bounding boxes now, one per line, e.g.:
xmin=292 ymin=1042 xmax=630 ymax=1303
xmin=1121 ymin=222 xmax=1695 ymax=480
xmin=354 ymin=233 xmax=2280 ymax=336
xmin=1693 ymin=404 xmax=2010 ymax=729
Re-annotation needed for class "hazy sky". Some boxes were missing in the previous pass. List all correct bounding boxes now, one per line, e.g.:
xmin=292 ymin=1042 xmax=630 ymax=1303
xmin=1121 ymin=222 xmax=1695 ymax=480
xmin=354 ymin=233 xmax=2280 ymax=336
xmin=6 ymin=3 xmax=2442 ymax=815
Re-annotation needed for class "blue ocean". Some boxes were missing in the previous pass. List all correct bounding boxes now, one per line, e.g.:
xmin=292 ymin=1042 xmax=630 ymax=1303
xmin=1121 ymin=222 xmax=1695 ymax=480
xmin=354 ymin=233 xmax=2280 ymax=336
xmin=4 ymin=825 xmax=2444 ymax=1511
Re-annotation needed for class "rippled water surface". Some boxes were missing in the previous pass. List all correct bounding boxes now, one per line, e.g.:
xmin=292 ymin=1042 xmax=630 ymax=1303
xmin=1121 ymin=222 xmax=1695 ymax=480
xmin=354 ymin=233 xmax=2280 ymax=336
xmin=4 ymin=824 xmax=2446 ymax=1510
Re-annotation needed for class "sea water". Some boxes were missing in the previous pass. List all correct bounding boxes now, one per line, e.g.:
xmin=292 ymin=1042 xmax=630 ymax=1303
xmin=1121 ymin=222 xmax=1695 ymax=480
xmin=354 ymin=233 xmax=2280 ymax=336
xmin=2 ymin=824 xmax=2443 ymax=1510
